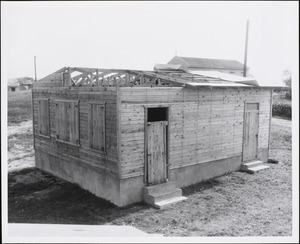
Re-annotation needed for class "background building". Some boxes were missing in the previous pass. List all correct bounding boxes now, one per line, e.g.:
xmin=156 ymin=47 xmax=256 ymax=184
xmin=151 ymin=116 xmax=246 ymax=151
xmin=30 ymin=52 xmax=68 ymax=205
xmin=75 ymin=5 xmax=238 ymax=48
xmin=166 ymin=56 xmax=249 ymax=77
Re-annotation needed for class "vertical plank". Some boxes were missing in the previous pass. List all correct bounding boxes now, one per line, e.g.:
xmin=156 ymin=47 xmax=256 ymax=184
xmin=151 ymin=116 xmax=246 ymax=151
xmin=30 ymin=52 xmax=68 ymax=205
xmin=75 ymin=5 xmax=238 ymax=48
xmin=147 ymin=123 xmax=152 ymax=184
xmin=45 ymin=100 xmax=50 ymax=135
xmin=41 ymin=100 xmax=49 ymax=135
xmin=147 ymin=121 xmax=166 ymax=185
xmin=63 ymin=102 xmax=70 ymax=142
xmin=63 ymin=72 xmax=71 ymax=86
xmin=92 ymin=104 xmax=98 ymax=149
xmin=69 ymin=102 xmax=79 ymax=144
xmin=163 ymin=121 xmax=167 ymax=180
xmin=144 ymin=107 xmax=148 ymax=183
xmin=55 ymin=102 xmax=59 ymax=139
xmin=167 ymin=108 xmax=170 ymax=181
xmin=38 ymin=100 xmax=42 ymax=134
xmin=250 ymin=112 xmax=255 ymax=158
xmin=88 ymin=103 xmax=93 ymax=148
xmin=75 ymin=102 xmax=79 ymax=144
xmin=117 ymin=87 xmax=122 ymax=180
xmin=243 ymin=104 xmax=259 ymax=161
xmin=89 ymin=103 xmax=105 ymax=151
xmin=268 ymin=90 xmax=273 ymax=150
xmin=31 ymin=89 xmax=35 ymax=148
xmin=102 ymin=104 xmax=106 ymax=152
xmin=96 ymin=69 xmax=99 ymax=87
xmin=254 ymin=111 xmax=259 ymax=158
xmin=243 ymin=111 xmax=249 ymax=161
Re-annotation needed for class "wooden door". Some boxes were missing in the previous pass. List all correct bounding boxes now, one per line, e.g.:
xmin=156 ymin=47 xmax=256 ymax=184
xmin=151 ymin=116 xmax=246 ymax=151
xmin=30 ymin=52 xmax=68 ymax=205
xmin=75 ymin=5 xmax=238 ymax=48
xmin=243 ymin=103 xmax=259 ymax=161
xmin=146 ymin=121 xmax=167 ymax=185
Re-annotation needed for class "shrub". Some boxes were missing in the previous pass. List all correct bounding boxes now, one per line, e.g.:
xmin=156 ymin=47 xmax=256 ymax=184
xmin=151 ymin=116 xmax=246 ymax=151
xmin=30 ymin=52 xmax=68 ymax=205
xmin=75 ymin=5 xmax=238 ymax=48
xmin=272 ymin=103 xmax=291 ymax=119
xmin=285 ymin=92 xmax=292 ymax=100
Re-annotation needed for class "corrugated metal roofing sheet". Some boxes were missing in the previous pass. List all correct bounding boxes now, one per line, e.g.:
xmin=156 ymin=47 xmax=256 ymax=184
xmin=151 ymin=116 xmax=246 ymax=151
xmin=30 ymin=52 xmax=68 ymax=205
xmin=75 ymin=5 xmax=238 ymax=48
xmin=153 ymin=63 xmax=184 ymax=71
xmin=186 ymin=82 xmax=250 ymax=87
xmin=188 ymin=70 xmax=259 ymax=86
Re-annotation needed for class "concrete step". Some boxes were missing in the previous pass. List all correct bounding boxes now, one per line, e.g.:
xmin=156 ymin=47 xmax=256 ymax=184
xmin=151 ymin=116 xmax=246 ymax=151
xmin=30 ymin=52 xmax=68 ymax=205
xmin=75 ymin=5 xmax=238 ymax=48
xmin=151 ymin=188 xmax=182 ymax=204
xmin=143 ymin=182 xmax=187 ymax=208
xmin=240 ymin=160 xmax=263 ymax=170
xmin=154 ymin=196 xmax=188 ymax=209
xmin=243 ymin=165 xmax=270 ymax=174
xmin=143 ymin=181 xmax=177 ymax=195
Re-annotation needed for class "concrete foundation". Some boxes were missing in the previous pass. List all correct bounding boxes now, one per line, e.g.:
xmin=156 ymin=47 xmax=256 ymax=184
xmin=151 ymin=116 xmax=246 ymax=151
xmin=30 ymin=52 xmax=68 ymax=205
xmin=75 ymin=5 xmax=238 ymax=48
xmin=169 ymin=155 xmax=242 ymax=188
xmin=35 ymin=148 xmax=269 ymax=207
xmin=120 ymin=176 xmax=145 ymax=206
xmin=35 ymin=149 xmax=122 ymax=206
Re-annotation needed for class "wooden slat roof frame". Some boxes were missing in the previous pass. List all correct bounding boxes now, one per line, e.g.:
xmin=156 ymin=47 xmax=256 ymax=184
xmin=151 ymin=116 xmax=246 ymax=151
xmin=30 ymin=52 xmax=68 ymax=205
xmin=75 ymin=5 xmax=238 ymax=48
xmin=37 ymin=66 xmax=277 ymax=89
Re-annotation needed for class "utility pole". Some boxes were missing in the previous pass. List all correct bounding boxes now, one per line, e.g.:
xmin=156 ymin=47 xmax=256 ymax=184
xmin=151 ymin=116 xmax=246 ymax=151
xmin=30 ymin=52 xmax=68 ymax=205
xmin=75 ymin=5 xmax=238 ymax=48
xmin=243 ymin=19 xmax=249 ymax=77
xmin=34 ymin=56 xmax=37 ymax=82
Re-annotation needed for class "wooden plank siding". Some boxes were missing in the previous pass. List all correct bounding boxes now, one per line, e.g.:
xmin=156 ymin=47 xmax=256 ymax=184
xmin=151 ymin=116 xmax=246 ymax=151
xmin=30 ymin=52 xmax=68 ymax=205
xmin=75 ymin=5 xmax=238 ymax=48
xmin=32 ymin=87 xmax=119 ymax=178
xmin=37 ymin=98 xmax=50 ymax=137
xmin=119 ymin=87 xmax=271 ymax=179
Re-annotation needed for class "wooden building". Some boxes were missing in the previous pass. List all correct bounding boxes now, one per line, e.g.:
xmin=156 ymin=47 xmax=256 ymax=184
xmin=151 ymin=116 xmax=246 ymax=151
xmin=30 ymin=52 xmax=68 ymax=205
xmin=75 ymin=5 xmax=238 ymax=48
xmin=32 ymin=66 xmax=273 ymax=208
xmin=8 ymin=77 xmax=34 ymax=92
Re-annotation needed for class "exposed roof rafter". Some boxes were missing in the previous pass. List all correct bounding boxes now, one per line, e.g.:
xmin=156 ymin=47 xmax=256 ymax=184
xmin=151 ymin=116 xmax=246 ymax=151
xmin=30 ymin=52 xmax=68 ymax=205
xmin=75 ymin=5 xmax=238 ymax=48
xmin=38 ymin=66 xmax=260 ymax=89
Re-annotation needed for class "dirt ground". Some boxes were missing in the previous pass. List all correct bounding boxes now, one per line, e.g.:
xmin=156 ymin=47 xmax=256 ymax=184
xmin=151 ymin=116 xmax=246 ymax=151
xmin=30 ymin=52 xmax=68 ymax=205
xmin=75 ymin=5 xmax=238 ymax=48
xmin=8 ymin=120 xmax=34 ymax=172
xmin=7 ymin=118 xmax=292 ymax=236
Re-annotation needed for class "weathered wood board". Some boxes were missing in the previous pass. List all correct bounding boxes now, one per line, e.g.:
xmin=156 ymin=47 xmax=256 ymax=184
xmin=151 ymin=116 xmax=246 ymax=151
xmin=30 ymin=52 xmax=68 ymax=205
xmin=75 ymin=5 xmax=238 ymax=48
xmin=33 ymin=87 xmax=119 ymax=177
xmin=119 ymin=87 xmax=271 ymax=179
xmin=243 ymin=104 xmax=259 ymax=161
xmin=147 ymin=121 xmax=167 ymax=185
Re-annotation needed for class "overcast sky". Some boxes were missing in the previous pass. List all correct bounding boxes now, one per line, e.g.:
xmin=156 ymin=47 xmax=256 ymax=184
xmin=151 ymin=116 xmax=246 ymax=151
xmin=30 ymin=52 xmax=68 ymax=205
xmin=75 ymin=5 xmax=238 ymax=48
xmin=2 ymin=1 xmax=299 ymax=86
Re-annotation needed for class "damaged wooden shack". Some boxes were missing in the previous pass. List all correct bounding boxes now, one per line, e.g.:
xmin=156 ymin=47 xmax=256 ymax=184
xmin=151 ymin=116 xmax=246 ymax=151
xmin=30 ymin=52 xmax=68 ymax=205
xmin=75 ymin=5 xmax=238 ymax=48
xmin=32 ymin=66 xmax=273 ymax=208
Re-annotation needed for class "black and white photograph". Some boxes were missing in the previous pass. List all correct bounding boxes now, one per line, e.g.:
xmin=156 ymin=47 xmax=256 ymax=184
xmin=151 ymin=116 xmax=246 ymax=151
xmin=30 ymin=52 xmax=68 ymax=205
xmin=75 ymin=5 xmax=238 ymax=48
xmin=1 ymin=1 xmax=299 ymax=243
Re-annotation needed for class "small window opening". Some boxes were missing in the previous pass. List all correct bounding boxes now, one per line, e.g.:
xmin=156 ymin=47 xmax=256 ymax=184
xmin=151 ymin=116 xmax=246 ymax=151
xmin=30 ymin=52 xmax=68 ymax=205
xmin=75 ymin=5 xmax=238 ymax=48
xmin=147 ymin=107 xmax=168 ymax=122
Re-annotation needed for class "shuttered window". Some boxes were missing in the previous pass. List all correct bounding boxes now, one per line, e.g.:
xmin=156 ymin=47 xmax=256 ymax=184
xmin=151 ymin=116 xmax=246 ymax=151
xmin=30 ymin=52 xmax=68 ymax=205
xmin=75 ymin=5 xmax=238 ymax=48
xmin=55 ymin=100 xmax=79 ymax=145
xmin=88 ymin=102 xmax=106 ymax=152
xmin=38 ymin=99 xmax=50 ymax=136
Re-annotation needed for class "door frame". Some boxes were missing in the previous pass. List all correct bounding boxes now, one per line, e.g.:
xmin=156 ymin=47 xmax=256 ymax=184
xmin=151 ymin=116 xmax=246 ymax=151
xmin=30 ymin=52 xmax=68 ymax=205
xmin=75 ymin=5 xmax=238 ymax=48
xmin=144 ymin=104 xmax=170 ymax=185
xmin=242 ymin=101 xmax=260 ymax=161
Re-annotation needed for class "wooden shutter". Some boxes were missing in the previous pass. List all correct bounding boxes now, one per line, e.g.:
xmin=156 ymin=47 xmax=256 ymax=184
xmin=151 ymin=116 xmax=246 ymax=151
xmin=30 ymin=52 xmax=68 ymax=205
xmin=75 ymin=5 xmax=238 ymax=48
xmin=88 ymin=103 xmax=106 ymax=151
xmin=38 ymin=99 xmax=49 ymax=136
xmin=56 ymin=100 xmax=79 ymax=144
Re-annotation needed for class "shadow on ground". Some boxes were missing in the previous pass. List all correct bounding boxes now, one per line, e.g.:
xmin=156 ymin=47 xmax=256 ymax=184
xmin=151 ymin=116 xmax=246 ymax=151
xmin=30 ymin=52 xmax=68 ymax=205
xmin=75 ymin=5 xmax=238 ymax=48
xmin=8 ymin=167 xmax=149 ymax=225
xmin=182 ymin=178 xmax=221 ymax=196
xmin=8 ymin=167 xmax=224 ymax=225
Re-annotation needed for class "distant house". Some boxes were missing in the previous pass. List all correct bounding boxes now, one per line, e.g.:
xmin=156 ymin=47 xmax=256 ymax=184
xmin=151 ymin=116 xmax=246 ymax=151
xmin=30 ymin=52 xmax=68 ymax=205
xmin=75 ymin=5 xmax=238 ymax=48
xmin=165 ymin=56 xmax=249 ymax=77
xmin=19 ymin=79 xmax=34 ymax=90
xmin=7 ymin=77 xmax=34 ymax=92
xmin=7 ymin=84 xmax=19 ymax=92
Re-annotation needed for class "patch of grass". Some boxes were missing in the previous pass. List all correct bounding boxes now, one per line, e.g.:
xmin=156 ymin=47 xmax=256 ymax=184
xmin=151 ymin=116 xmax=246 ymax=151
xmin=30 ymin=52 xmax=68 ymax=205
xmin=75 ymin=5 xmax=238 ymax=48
xmin=273 ymin=93 xmax=292 ymax=105
xmin=8 ymin=131 xmax=33 ymax=155
xmin=272 ymin=103 xmax=291 ymax=119
xmin=8 ymin=90 xmax=32 ymax=125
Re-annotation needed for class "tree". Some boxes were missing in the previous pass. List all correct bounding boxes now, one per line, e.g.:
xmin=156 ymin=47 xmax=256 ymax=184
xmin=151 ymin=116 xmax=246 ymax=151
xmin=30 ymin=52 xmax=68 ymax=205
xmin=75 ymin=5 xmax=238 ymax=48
xmin=282 ymin=69 xmax=292 ymax=99
xmin=282 ymin=69 xmax=291 ymax=87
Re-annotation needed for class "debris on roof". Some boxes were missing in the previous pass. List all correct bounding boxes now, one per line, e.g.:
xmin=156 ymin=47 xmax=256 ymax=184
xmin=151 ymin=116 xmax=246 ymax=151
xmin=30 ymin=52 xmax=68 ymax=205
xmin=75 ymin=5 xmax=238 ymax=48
xmin=189 ymin=70 xmax=260 ymax=86
xmin=153 ymin=63 xmax=184 ymax=71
